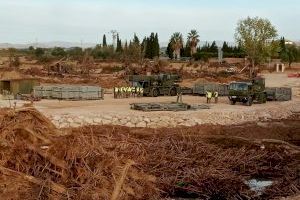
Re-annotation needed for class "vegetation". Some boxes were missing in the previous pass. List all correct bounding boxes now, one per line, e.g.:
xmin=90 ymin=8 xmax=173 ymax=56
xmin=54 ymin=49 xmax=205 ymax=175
xmin=3 ymin=19 xmax=300 ymax=68
xmin=102 ymin=34 xmax=107 ymax=47
xmin=169 ymin=32 xmax=183 ymax=59
xmin=279 ymin=37 xmax=300 ymax=67
xmin=187 ymin=30 xmax=200 ymax=56
xmin=235 ymin=16 xmax=278 ymax=75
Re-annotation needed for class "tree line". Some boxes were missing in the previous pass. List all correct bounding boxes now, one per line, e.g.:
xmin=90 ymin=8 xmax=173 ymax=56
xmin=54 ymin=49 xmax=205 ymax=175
xmin=4 ymin=16 xmax=300 ymax=70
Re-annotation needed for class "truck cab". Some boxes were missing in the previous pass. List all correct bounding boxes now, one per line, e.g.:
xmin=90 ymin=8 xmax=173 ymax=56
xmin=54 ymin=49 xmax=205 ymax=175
xmin=228 ymin=78 xmax=267 ymax=106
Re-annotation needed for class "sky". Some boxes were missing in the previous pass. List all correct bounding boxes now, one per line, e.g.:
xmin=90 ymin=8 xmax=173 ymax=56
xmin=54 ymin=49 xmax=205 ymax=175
xmin=0 ymin=0 xmax=299 ymax=45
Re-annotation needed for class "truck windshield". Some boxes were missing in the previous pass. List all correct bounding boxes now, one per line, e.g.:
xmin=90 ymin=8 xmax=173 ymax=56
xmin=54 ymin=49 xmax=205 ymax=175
xmin=229 ymin=83 xmax=248 ymax=91
xmin=132 ymin=81 xmax=142 ymax=87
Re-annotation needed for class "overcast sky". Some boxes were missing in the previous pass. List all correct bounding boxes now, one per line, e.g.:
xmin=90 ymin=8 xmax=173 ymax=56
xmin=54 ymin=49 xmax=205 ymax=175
xmin=0 ymin=0 xmax=299 ymax=44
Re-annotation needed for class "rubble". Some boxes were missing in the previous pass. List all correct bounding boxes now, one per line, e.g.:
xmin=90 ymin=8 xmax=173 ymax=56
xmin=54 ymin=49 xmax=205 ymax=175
xmin=0 ymin=107 xmax=299 ymax=199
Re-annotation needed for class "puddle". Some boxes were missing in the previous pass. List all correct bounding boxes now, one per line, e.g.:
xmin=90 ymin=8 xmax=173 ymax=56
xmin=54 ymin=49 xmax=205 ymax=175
xmin=245 ymin=179 xmax=273 ymax=195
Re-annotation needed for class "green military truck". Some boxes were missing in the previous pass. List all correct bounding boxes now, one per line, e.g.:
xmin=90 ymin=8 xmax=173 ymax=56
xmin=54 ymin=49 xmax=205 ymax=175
xmin=128 ymin=74 xmax=181 ymax=97
xmin=228 ymin=77 xmax=267 ymax=106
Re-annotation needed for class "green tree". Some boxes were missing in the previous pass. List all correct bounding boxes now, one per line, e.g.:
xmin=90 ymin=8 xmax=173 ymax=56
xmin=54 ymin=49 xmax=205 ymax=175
xmin=154 ymin=33 xmax=160 ymax=57
xmin=235 ymin=16 xmax=278 ymax=76
xmin=187 ymin=29 xmax=200 ymax=55
xmin=66 ymin=47 xmax=83 ymax=60
xmin=34 ymin=48 xmax=45 ymax=58
xmin=116 ymin=34 xmax=123 ymax=53
xmin=103 ymin=34 xmax=107 ymax=47
xmin=222 ymin=42 xmax=230 ymax=52
xmin=170 ymin=32 xmax=183 ymax=59
xmin=51 ymin=47 xmax=66 ymax=57
xmin=144 ymin=33 xmax=159 ymax=59
xmin=209 ymin=41 xmax=218 ymax=52
xmin=282 ymin=44 xmax=299 ymax=67
xmin=166 ymin=42 xmax=174 ymax=59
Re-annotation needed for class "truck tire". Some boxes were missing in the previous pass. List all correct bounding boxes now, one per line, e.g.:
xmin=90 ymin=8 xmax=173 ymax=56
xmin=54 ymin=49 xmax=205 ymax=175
xmin=246 ymin=97 xmax=253 ymax=106
xmin=230 ymin=100 xmax=236 ymax=105
xmin=263 ymin=93 xmax=267 ymax=103
xmin=169 ymin=88 xmax=177 ymax=96
xmin=151 ymin=89 xmax=159 ymax=97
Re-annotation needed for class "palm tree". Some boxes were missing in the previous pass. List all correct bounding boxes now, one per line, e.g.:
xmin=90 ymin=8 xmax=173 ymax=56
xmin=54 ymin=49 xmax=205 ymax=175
xmin=187 ymin=30 xmax=200 ymax=56
xmin=170 ymin=32 xmax=183 ymax=59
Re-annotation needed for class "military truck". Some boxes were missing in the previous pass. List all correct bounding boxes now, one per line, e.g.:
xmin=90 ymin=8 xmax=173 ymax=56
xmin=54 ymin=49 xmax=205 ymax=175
xmin=228 ymin=77 xmax=267 ymax=106
xmin=128 ymin=74 xmax=181 ymax=97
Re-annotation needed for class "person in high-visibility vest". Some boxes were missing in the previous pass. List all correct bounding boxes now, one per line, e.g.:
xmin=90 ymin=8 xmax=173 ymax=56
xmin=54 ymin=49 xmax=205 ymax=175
xmin=120 ymin=87 xmax=124 ymax=98
xmin=140 ymin=88 xmax=144 ymax=97
xmin=206 ymin=91 xmax=212 ymax=104
xmin=114 ymin=87 xmax=119 ymax=99
xmin=127 ymin=87 xmax=132 ymax=98
xmin=214 ymin=91 xmax=219 ymax=103
xmin=131 ymin=87 xmax=136 ymax=98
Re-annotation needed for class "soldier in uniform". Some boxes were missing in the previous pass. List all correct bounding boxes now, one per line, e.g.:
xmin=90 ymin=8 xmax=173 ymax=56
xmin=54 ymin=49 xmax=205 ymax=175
xmin=214 ymin=91 xmax=219 ymax=103
xmin=127 ymin=87 xmax=131 ymax=98
xmin=176 ymin=91 xmax=183 ymax=103
xmin=131 ymin=87 xmax=136 ymax=98
xmin=114 ymin=87 xmax=119 ymax=99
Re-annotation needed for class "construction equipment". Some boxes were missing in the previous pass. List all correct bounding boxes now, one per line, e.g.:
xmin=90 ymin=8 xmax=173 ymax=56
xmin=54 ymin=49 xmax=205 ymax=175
xmin=228 ymin=77 xmax=267 ymax=106
xmin=128 ymin=74 xmax=181 ymax=97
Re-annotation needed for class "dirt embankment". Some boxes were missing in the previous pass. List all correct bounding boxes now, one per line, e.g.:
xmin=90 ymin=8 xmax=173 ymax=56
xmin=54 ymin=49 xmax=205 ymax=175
xmin=0 ymin=107 xmax=299 ymax=199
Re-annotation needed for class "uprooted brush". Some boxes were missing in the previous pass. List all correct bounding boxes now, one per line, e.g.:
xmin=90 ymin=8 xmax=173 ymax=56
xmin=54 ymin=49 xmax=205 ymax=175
xmin=0 ymin=107 xmax=299 ymax=199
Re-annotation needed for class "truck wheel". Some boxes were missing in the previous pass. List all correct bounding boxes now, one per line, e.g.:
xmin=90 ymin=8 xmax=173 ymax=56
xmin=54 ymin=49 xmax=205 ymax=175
xmin=263 ymin=93 xmax=267 ymax=103
xmin=152 ymin=89 xmax=159 ymax=97
xmin=246 ymin=97 xmax=253 ymax=106
xmin=169 ymin=88 xmax=177 ymax=96
xmin=230 ymin=100 xmax=236 ymax=105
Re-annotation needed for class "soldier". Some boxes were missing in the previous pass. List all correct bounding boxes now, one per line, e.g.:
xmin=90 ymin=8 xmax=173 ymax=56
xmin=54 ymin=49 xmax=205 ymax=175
xmin=131 ymin=87 xmax=136 ymax=98
xmin=114 ymin=87 xmax=119 ymax=99
xmin=120 ymin=87 xmax=124 ymax=98
xmin=206 ymin=90 xmax=212 ymax=104
xmin=139 ymin=87 xmax=144 ymax=97
xmin=176 ymin=91 xmax=183 ymax=103
xmin=127 ymin=87 xmax=132 ymax=98
xmin=214 ymin=91 xmax=219 ymax=103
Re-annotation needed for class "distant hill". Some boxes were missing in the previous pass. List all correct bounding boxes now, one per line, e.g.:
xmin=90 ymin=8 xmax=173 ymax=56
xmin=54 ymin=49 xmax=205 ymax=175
xmin=0 ymin=40 xmax=237 ymax=49
xmin=0 ymin=41 xmax=97 ymax=49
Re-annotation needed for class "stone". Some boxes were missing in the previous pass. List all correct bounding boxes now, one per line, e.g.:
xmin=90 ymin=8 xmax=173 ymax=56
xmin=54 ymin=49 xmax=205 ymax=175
xmin=112 ymin=118 xmax=119 ymax=122
xmin=120 ymin=119 xmax=128 ymax=125
xmin=125 ymin=122 xmax=135 ymax=127
xmin=102 ymin=120 xmax=111 ymax=125
xmin=143 ymin=117 xmax=150 ymax=123
xmin=73 ymin=117 xmax=83 ymax=124
xmin=103 ymin=115 xmax=113 ymax=120
xmin=70 ymin=122 xmax=80 ymax=128
xmin=53 ymin=115 xmax=61 ymax=121
xmin=67 ymin=118 xmax=74 ymax=123
xmin=84 ymin=118 xmax=93 ymax=124
xmin=59 ymin=123 xmax=68 ymax=128
xmin=151 ymin=117 xmax=160 ymax=123
xmin=93 ymin=118 xmax=102 ymax=124
xmin=194 ymin=118 xmax=202 ymax=125
xmin=136 ymin=121 xmax=147 ymax=128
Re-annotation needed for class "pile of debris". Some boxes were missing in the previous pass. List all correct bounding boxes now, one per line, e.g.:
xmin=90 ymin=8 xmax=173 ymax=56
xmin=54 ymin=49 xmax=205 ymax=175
xmin=0 ymin=107 xmax=157 ymax=199
xmin=0 ymin=107 xmax=299 ymax=199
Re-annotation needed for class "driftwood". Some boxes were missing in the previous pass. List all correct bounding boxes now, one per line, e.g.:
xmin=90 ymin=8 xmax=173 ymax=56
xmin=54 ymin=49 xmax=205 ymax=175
xmin=0 ymin=166 xmax=67 ymax=194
